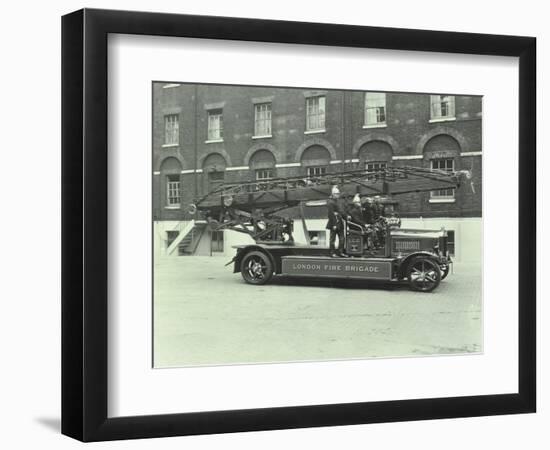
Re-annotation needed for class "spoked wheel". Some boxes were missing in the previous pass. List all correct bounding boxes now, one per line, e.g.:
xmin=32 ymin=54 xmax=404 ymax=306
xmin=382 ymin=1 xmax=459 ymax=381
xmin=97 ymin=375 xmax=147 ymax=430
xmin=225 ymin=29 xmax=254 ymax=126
xmin=240 ymin=251 xmax=274 ymax=285
xmin=406 ymin=256 xmax=442 ymax=292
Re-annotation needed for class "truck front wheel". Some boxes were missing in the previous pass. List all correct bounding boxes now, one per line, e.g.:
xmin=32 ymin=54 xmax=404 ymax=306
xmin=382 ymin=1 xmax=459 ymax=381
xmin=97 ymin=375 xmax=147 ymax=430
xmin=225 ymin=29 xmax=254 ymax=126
xmin=406 ymin=256 xmax=442 ymax=292
xmin=240 ymin=251 xmax=274 ymax=285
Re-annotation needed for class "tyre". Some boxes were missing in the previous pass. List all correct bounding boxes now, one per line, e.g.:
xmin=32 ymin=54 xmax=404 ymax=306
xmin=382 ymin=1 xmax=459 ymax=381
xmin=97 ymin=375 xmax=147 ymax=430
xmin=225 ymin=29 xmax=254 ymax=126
xmin=240 ymin=251 xmax=274 ymax=285
xmin=406 ymin=256 xmax=442 ymax=292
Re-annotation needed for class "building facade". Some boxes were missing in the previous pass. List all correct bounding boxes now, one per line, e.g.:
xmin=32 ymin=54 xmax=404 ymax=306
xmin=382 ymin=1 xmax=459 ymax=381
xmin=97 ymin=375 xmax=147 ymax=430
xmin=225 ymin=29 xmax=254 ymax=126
xmin=153 ymin=83 xmax=482 ymax=262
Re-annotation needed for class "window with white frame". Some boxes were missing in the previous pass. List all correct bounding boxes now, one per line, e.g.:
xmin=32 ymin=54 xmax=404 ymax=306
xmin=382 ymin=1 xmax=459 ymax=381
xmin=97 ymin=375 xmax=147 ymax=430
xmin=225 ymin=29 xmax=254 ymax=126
xmin=207 ymin=109 xmax=223 ymax=141
xmin=366 ymin=161 xmax=387 ymax=180
xmin=254 ymin=168 xmax=275 ymax=191
xmin=306 ymin=166 xmax=327 ymax=178
xmin=366 ymin=161 xmax=388 ymax=172
xmin=306 ymin=96 xmax=326 ymax=131
xmin=431 ymin=158 xmax=455 ymax=198
xmin=430 ymin=95 xmax=455 ymax=120
xmin=256 ymin=168 xmax=275 ymax=181
xmin=254 ymin=103 xmax=272 ymax=137
xmin=364 ymin=92 xmax=386 ymax=126
xmin=166 ymin=175 xmax=181 ymax=207
xmin=164 ymin=114 xmax=179 ymax=145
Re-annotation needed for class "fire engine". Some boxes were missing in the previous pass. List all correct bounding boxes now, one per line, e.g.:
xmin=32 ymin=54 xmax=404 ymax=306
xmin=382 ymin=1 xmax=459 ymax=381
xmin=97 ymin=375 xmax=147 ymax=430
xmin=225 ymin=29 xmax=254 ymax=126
xmin=189 ymin=166 xmax=471 ymax=292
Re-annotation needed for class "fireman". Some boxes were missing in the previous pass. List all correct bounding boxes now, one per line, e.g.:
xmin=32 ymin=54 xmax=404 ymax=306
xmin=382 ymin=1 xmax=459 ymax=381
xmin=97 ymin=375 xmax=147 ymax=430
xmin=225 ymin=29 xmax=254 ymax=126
xmin=372 ymin=196 xmax=386 ymax=221
xmin=372 ymin=196 xmax=387 ymax=248
xmin=349 ymin=194 xmax=365 ymax=226
xmin=326 ymin=186 xmax=348 ymax=257
xmin=356 ymin=196 xmax=376 ymax=250
xmin=350 ymin=194 xmax=375 ymax=251
xmin=362 ymin=196 xmax=375 ymax=225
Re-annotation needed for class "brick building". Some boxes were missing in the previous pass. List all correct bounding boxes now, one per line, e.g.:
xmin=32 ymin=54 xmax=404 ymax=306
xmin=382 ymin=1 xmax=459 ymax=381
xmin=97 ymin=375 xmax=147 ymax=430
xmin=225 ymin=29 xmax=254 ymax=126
xmin=153 ymin=83 xmax=482 ymax=262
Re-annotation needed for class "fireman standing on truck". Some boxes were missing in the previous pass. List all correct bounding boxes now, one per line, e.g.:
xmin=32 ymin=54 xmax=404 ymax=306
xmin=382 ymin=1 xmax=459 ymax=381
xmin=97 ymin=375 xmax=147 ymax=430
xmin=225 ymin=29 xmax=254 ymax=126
xmin=372 ymin=196 xmax=387 ymax=248
xmin=349 ymin=194 xmax=365 ymax=225
xmin=350 ymin=194 xmax=374 ymax=251
xmin=360 ymin=196 xmax=377 ymax=250
xmin=362 ymin=196 xmax=375 ymax=224
xmin=372 ymin=196 xmax=385 ymax=221
xmin=326 ymin=186 xmax=348 ymax=257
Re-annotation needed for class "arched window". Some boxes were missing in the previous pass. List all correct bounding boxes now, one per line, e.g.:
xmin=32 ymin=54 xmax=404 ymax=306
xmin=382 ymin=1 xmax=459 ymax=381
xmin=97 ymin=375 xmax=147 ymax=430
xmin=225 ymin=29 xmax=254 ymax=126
xmin=300 ymin=145 xmax=331 ymax=178
xmin=249 ymin=149 xmax=277 ymax=183
xmin=202 ymin=153 xmax=227 ymax=193
xmin=358 ymin=140 xmax=393 ymax=177
xmin=423 ymin=134 xmax=461 ymax=200
xmin=423 ymin=134 xmax=461 ymax=155
xmin=160 ymin=157 xmax=183 ymax=208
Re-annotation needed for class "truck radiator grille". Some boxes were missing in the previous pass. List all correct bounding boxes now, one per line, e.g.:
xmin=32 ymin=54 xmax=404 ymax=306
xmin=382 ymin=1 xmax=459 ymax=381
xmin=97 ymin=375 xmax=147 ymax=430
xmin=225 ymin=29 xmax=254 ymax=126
xmin=394 ymin=240 xmax=420 ymax=251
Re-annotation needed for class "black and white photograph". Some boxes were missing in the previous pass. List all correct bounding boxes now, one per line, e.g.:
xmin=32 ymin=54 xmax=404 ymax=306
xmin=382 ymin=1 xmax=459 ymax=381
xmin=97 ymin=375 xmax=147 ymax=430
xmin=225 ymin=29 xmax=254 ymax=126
xmin=152 ymin=83 xmax=483 ymax=368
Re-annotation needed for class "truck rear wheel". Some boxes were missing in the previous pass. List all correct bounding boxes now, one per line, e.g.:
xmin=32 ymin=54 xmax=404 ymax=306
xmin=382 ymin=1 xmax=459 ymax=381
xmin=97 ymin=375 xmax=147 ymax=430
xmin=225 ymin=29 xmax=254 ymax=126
xmin=240 ymin=251 xmax=274 ymax=285
xmin=406 ymin=256 xmax=441 ymax=292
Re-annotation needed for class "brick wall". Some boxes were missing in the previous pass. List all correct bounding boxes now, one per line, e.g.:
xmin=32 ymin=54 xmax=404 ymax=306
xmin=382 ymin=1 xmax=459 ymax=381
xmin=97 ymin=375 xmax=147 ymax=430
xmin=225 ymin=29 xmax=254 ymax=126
xmin=153 ymin=84 xmax=482 ymax=221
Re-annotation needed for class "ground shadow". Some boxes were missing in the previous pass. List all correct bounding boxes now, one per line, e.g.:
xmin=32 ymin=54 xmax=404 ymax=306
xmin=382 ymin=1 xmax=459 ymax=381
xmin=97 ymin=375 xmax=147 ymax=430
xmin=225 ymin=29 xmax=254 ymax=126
xmin=270 ymin=275 xmax=402 ymax=291
xmin=35 ymin=417 xmax=61 ymax=433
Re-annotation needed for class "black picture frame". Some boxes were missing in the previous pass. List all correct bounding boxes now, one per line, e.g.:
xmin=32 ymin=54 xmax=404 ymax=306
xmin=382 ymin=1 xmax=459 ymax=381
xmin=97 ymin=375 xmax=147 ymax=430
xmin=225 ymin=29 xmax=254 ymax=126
xmin=61 ymin=8 xmax=536 ymax=442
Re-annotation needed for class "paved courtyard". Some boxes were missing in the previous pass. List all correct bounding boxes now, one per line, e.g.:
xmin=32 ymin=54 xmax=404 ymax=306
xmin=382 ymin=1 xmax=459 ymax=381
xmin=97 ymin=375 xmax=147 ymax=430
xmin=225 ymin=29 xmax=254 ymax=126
xmin=153 ymin=256 xmax=482 ymax=367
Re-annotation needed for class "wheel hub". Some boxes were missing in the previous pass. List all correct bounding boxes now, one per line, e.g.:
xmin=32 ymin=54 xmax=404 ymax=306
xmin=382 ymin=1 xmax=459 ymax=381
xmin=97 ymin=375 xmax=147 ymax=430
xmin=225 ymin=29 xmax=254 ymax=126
xmin=251 ymin=262 xmax=263 ymax=275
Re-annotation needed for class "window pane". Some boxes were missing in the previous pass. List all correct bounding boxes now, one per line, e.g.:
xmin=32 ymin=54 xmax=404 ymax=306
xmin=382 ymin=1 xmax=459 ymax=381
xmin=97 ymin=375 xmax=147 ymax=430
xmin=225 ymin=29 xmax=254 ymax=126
xmin=430 ymin=158 xmax=455 ymax=198
xmin=431 ymin=95 xmax=455 ymax=119
xmin=254 ymin=103 xmax=272 ymax=136
xmin=212 ymin=230 xmax=224 ymax=252
xmin=365 ymin=93 xmax=386 ymax=125
xmin=307 ymin=166 xmax=327 ymax=178
xmin=207 ymin=110 xmax=223 ymax=140
xmin=366 ymin=161 xmax=387 ymax=180
xmin=306 ymin=96 xmax=325 ymax=131
xmin=166 ymin=175 xmax=181 ymax=206
xmin=366 ymin=162 xmax=387 ymax=171
xmin=256 ymin=168 xmax=274 ymax=180
xmin=365 ymin=92 xmax=385 ymax=107
xmin=164 ymin=114 xmax=179 ymax=145
xmin=318 ymin=96 xmax=325 ymax=129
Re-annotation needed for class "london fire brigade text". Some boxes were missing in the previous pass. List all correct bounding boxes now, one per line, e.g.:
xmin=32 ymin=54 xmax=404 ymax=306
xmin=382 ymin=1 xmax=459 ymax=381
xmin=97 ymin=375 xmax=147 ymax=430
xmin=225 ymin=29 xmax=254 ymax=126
xmin=292 ymin=263 xmax=380 ymax=273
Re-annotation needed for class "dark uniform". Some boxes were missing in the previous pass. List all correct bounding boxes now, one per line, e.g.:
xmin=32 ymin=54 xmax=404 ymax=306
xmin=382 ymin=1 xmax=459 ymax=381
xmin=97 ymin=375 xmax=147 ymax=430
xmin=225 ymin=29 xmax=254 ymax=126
xmin=348 ymin=203 xmax=365 ymax=225
xmin=372 ymin=201 xmax=385 ymax=221
xmin=362 ymin=200 xmax=375 ymax=225
xmin=372 ymin=200 xmax=387 ymax=248
xmin=350 ymin=201 xmax=377 ymax=251
xmin=326 ymin=197 xmax=346 ymax=255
